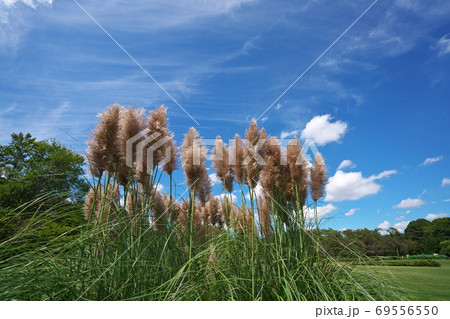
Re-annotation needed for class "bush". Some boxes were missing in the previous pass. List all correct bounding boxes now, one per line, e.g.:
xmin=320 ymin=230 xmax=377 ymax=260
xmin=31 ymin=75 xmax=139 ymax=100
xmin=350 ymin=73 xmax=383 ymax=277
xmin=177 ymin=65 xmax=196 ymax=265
xmin=362 ymin=260 xmax=440 ymax=267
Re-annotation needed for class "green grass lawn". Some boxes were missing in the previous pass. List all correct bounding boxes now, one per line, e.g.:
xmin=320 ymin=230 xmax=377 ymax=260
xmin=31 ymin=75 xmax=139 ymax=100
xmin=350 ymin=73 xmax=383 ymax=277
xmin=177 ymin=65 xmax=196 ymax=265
xmin=361 ymin=260 xmax=450 ymax=301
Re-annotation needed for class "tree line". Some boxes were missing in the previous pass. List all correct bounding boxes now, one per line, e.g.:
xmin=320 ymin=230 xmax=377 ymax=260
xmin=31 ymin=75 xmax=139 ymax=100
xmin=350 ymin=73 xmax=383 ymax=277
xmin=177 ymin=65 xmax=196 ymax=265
xmin=320 ymin=217 xmax=450 ymax=257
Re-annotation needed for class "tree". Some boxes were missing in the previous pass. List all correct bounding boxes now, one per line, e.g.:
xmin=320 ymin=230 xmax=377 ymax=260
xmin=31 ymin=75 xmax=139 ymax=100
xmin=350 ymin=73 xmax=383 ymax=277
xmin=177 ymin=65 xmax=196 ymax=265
xmin=0 ymin=133 xmax=89 ymax=250
xmin=0 ymin=133 xmax=89 ymax=208
xmin=405 ymin=218 xmax=432 ymax=253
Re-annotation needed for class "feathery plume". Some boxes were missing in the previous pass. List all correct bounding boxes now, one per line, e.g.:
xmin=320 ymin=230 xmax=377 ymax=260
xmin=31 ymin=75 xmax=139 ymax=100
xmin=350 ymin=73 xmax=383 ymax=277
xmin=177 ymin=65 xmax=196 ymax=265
xmin=258 ymin=196 xmax=271 ymax=236
xmin=152 ymin=191 xmax=167 ymax=232
xmin=260 ymin=137 xmax=281 ymax=193
xmin=194 ymin=201 xmax=204 ymax=231
xmin=181 ymin=127 xmax=205 ymax=188
xmin=176 ymin=200 xmax=189 ymax=228
xmin=86 ymin=104 xmax=122 ymax=177
xmin=244 ymin=119 xmax=264 ymax=188
xmin=310 ymin=153 xmax=327 ymax=202
xmin=198 ymin=173 xmax=212 ymax=205
xmin=286 ymin=137 xmax=309 ymax=203
xmin=162 ymin=135 xmax=178 ymax=175
xmin=117 ymin=107 xmax=146 ymax=184
xmin=212 ymin=136 xmax=234 ymax=192
xmin=231 ymin=134 xmax=246 ymax=184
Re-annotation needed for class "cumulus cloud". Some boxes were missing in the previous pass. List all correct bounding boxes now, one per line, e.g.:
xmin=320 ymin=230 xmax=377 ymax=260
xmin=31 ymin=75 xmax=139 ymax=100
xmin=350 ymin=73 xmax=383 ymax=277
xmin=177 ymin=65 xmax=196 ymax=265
xmin=394 ymin=198 xmax=426 ymax=208
xmin=425 ymin=213 xmax=448 ymax=221
xmin=435 ymin=33 xmax=450 ymax=56
xmin=325 ymin=169 xmax=397 ymax=202
xmin=300 ymin=114 xmax=348 ymax=146
xmin=378 ymin=221 xmax=390 ymax=230
xmin=394 ymin=220 xmax=410 ymax=232
xmin=421 ymin=155 xmax=443 ymax=166
xmin=337 ymin=160 xmax=355 ymax=170
xmin=442 ymin=178 xmax=450 ymax=187
xmin=344 ymin=208 xmax=358 ymax=216
xmin=304 ymin=203 xmax=337 ymax=219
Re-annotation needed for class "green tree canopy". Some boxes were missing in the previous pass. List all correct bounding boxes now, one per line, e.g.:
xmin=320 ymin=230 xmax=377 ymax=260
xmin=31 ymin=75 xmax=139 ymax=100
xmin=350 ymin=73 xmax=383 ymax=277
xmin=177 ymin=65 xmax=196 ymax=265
xmin=0 ymin=133 xmax=89 ymax=208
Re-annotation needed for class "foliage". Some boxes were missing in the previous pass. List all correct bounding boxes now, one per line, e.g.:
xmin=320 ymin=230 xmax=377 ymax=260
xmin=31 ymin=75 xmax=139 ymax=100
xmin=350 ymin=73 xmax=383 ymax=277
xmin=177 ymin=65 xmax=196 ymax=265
xmin=0 ymin=133 xmax=89 ymax=207
xmin=357 ymin=260 xmax=441 ymax=267
xmin=0 ymin=133 xmax=89 ymax=251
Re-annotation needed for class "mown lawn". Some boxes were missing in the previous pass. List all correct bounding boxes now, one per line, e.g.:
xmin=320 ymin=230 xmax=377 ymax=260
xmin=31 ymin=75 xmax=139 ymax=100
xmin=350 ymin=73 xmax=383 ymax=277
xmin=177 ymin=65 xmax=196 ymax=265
xmin=362 ymin=260 xmax=450 ymax=300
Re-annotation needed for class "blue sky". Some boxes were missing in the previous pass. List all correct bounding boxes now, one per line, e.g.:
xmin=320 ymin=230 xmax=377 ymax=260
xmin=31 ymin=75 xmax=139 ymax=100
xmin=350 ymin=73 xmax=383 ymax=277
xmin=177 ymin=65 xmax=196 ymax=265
xmin=1 ymin=0 xmax=449 ymax=232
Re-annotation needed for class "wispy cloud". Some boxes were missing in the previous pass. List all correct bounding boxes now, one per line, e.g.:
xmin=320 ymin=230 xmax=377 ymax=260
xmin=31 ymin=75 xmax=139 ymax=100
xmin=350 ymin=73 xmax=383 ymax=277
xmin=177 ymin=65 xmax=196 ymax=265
xmin=425 ymin=213 xmax=448 ymax=221
xmin=280 ymin=129 xmax=300 ymax=139
xmin=337 ymin=159 xmax=355 ymax=170
xmin=1 ymin=0 xmax=53 ymax=8
xmin=434 ymin=34 xmax=450 ymax=57
xmin=421 ymin=155 xmax=443 ymax=166
xmin=345 ymin=208 xmax=358 ymax=216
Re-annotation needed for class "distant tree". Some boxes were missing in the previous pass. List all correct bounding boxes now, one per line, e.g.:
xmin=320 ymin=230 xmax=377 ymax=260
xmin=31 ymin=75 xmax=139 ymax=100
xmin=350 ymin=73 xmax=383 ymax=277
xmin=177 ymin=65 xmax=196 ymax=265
xmin=0 ymin=133 xmax=89 ymax=248
xmin=422 ymin=218 xmax=450 ymax=254
xmin=440 ymin=240 xmax=450 ymax=256
xmin=0 ymin=132 xmax=89 ymax=208
xmin=405 ymin=218 xmax=432 ymax=253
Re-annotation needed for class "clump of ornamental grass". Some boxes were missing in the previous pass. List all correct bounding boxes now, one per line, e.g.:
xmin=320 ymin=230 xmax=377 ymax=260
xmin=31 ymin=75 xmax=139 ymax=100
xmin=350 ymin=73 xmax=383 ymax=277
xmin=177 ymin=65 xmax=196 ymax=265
xmin=0 ymin=104 xmax=405 ymax=302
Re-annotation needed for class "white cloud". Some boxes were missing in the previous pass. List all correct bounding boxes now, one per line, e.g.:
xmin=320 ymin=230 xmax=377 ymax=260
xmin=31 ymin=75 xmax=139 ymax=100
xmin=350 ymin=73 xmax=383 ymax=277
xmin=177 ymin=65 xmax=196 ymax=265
xmin=421 ymin=155 xmax=443 ymax=166
xmin=1 ymin=0 xmax=53 ymax=8
xmin=300 ymin=114 xmax=347 ymax=146
xmin=344 ymin=208 xmax=358 ymax=216
xmin=260 ymin=116 xmax=268 ymax=123
xmin=405 ymin=210 xmax=411 ymax=214
xmin=209 ymin=173 xmax=220 ymax=185
xmin=325 ymin=169 xmax=397 ymax=202
xmin=275 ymin=103 xmax=282 ymax=110
xmin=337 ymin=159 xmax=355 ymax=170
xmin=442 ymin=178 xmax=450 ymax=187
xmin=443 ymin=199 xmax=450 ymax=202
xmin=394 ymin=198 xmax=426 ymax=208
xmin=394 ymin=215 xmax=405 ymax=221
xmin=435 ymin=33 xmax=450 ymax=57
xmin=280 ymin=129 xmax=300 ymax=139
xmin=304 ymin=203 xmax=337 ymax=219
xmin=215 ymin=193 xmax=237 ymax=202
xmin=378 ymin=220 xmax=391 ymax=230
xmin=394 ymin=220 xmax=410 ymax=232
xmin=425 ymin=213 xmax=448 ymax=221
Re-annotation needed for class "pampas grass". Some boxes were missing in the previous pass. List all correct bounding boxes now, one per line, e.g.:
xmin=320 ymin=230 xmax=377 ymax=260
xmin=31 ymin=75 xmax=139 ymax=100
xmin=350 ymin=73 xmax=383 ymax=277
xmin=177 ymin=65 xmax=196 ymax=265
xmin=0 ymin=104 xmax=404 ymax=302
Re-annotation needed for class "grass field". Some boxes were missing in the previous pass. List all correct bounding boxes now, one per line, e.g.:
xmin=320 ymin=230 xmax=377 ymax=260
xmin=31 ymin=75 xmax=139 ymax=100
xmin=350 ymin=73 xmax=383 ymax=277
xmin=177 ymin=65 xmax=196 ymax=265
xmin=359 ymin=260 xmax=450 ymax=301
